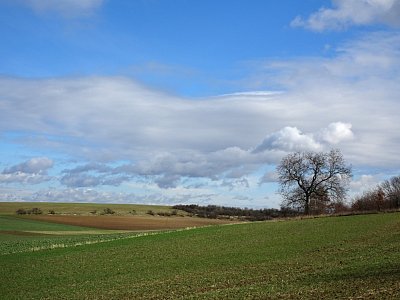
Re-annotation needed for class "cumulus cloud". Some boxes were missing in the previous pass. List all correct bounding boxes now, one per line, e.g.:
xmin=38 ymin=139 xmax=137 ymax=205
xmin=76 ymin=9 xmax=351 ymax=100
xmin=3 ymin=157 xmax=53 ymax=174
xmin=253 ymin=122 xmax=354 ymax=153
xmin=319 ymin=122 xmax=354 ymax=144
xmin=253 ymin=127 xmax=322 ymax=153
xmin=60 ymin=163 xmax=129 ymax=188
xmin=15 ymin=0 xmax=104 ymax=17
xmin=291 ymin=0 xmax=400 ymax=31
xmin=60 ymin=174 xmax=101 ymax=188
xmin=0 ymin=157 xmax=53 ymax=184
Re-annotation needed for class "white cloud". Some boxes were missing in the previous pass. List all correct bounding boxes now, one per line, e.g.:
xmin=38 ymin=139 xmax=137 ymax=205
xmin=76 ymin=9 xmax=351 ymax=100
xmin=0 ymin=173 xmax=51 ymax=184
xmin=60 ymin=174 xmax=101 ymax=188
xmin=319 ymin=122 xmax=354 ymax=144
xmin=3 ymin=157 xmax=53 ymax=174
xmin=253 ymin=122 xmax=354 ymax=153
xmin=20 ymin=0 xmax=103 ymax=17
xmin=349 ymin=174 xmax=383 ymax=195
xmin=0 ymin=157 xmax=53 ymax=184
xmin=291 ymin=0 xmax=400 ymax=31
xmin=253 ymin=127 xmax=322 ymax=153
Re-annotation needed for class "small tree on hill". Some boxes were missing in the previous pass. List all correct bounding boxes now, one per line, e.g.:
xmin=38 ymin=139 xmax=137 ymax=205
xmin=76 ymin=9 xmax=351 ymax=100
xmin=277 ymin=149 xmax=352 ymax=215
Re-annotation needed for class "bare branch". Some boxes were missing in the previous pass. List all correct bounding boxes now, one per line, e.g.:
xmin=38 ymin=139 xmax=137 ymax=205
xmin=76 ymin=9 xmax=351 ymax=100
xmin=276 ymin=149 xmax=352 ymax=214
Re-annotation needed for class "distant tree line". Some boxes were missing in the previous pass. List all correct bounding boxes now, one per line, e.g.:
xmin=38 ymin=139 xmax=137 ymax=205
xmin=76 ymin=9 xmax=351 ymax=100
xmin=146 ymin=210 xmax=179 ymax=217
xmin=173 ymin=174 xmax=400 ymax=221
xmin=172 ymin=204 xmax=300 ymax=221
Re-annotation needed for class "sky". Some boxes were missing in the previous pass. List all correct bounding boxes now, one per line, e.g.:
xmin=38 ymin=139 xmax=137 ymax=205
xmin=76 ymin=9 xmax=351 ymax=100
xmin=0 ymin=0 xmax=399 ymax=208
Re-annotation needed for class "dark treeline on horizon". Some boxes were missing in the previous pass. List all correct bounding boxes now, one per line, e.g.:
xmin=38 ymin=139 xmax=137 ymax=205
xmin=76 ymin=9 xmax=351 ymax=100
xmin=172 ymin=204 xmax=300 ymax=221
xmin=173 ymin=175 xmax=400 ymax=221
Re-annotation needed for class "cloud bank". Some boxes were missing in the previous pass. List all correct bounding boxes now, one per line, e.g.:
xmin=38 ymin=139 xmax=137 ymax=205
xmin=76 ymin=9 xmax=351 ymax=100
xmin=0 ymin=32 xmax=399 ymax=205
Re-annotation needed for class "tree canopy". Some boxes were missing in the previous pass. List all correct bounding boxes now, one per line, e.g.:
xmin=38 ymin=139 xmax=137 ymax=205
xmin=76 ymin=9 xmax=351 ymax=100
xmin=277 ymin=149 xmax=352 ymax=214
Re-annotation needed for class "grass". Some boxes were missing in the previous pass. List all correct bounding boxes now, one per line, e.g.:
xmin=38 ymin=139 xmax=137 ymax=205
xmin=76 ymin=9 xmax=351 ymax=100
xmin=0 ymin=215 xmax=143 ymax=255
xmin=0 ymin=212 xmax=399 ymax=299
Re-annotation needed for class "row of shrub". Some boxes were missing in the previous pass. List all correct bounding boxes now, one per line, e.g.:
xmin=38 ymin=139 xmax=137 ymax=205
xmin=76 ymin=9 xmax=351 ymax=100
xmin=16 ymin=207 xmax=119 ymax=215
xmin=16 ymin=208 xmax=43 ymax=215
xmin=146 ymin=210 xmax=179 ymax=217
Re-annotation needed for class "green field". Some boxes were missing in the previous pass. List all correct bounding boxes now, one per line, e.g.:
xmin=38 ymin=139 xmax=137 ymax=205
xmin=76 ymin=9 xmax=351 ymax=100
xmin=0 ymin=215 xmax=143 ymax=255
xmin=1 ymin=211 xmax=399 ymax=299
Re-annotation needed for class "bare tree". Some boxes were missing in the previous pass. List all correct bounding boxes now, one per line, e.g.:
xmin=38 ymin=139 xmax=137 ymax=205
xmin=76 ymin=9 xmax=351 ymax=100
xmin=380 ymin=176 xmax=400 ymax=209
xmin=277 ymin=149 xmax=352 ymax=214
xmin=351 ymin=188 xmax=385 ymax=212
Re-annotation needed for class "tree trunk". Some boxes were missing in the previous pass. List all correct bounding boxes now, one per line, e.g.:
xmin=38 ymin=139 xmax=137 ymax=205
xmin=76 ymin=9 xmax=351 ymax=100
xmin=304 ymin=195 xmax=310 ymax=215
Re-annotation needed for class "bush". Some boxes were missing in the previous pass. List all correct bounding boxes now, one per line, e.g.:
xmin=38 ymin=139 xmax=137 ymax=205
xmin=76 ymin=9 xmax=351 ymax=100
xmin=157 ymin=211 xmax=172 ymax=217
xmin=29 ymin=208 xmax=43 ymax=215
xmin=102 ymin=208 xmax=115 ymax=215
xmin=16 ymin=207 xmax=43 ymax=215
xmin=146 ymin=210 xmax=155 ymax=216
xmin=16 ymin=208 xmax=27 ymax=215
xmin=48 ymin=210 xmax=56 ymax=215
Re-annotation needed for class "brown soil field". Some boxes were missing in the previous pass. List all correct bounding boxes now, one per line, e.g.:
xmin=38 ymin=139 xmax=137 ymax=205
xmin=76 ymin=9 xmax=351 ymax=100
xmin=1 ymin=230 xmax=49 ymax=236
xmin=27 ymin=215 xmax=233 ymax=230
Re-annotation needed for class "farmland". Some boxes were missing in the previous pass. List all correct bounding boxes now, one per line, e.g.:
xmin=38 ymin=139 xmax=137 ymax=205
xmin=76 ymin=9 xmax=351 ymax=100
xmin=0 ymin=202 xmax=232 ymax=256
xmin=0 ymin=201 xmax=231 ymax=232
xmin=1 ymin=202 xmax=399 ymax=299
xmin=0 ymin=201 xmax=178 ymax=216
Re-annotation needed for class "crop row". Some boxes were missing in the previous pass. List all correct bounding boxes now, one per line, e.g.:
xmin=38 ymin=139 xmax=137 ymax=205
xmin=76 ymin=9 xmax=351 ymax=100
xmin=0 ymin=226 xmax=200 ymax=255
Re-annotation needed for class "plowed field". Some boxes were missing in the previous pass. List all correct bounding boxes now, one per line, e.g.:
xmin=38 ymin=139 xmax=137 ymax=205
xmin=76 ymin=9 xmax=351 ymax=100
xmin=27 ymin=215 xmax=233 ymax=230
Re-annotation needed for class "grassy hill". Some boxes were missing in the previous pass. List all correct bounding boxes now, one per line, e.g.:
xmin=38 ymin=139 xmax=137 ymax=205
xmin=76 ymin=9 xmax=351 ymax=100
xmin=0 ymin=201 xmax=176 ymax=216
xmin=1 ymin=211 xmax=399 ymax=299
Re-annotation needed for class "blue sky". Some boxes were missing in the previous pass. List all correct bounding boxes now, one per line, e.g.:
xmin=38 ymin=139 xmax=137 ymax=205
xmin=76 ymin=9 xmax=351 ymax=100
xmin=1 ymin=0 xmax=349 ymax=95
xmin=0 ymin=0 xmax=399 ymax=208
